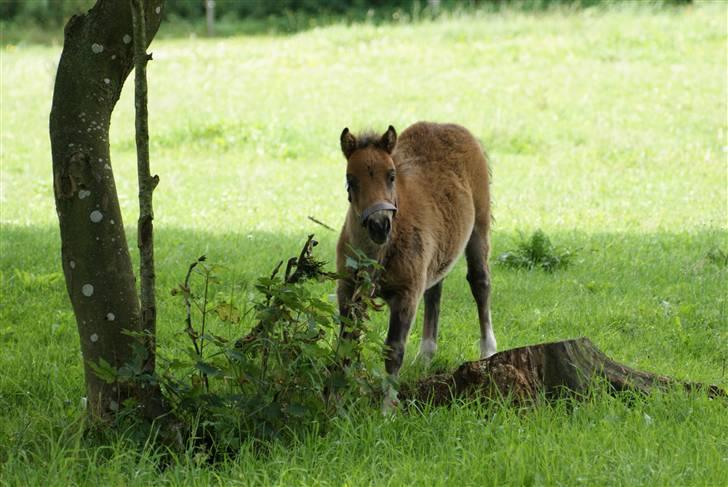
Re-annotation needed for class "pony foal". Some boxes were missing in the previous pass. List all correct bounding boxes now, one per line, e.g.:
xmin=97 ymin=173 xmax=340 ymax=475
xmin=336 ymin=122 xmax=496 ymax=384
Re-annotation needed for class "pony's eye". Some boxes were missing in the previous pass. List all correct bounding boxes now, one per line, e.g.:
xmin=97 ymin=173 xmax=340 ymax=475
xmin=346 ymin=175 xmax=357 ymax=192
xmin=388 ymin=171 xmax=395 ymax=183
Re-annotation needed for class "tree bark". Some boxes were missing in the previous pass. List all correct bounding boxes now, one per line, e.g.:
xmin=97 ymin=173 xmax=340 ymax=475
xmin=49 ymin=0 xmax=165 ymax=421
xmin=401 ymin=338 xmax=725 ymax=406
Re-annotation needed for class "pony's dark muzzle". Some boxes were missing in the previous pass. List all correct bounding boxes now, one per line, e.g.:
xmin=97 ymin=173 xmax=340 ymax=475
xmin=366 ymin=213 xmax=392 ymax=245
xmin=361 ymin=201 xmax=397 ymax=245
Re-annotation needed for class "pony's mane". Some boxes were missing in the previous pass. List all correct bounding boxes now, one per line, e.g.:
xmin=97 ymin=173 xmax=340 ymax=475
xmin=353 ymin=130 xmax=386 ymax=152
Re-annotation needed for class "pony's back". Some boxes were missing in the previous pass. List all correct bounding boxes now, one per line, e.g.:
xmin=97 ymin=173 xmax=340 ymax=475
xmin=394 ymin=121 xmax=490 ymax=227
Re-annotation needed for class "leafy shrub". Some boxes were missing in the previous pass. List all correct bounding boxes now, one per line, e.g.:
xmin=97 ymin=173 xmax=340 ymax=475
xmin=154 ymin=236 xmax=383 ymax=451
xmin=497 ymin=230 xmax=574 ymax=272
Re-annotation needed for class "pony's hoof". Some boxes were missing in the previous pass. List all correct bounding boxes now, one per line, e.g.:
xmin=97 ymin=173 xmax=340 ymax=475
xmin=414 ymin=353 xmax=432 ymax=368
xmin=415 ymin=339 xmax=437 ymax=367
xmin=382 ymin=385 xmax=400 ymax=415
xmin=382 ymin=397 xmax=399 ymax=416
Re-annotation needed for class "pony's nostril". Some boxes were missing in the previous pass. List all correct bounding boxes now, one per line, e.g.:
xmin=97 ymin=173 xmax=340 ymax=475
xmin=366 ymin=217 xmax=389 ymax=244
xmin=367 ymin=219 xmax=377 ymax=233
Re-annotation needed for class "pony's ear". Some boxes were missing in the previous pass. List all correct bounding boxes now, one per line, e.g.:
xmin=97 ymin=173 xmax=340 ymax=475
xmin=340 ymin=128 xmax=357 ymax=159
xmin=379 ymin=125 xmax=397 ymax=154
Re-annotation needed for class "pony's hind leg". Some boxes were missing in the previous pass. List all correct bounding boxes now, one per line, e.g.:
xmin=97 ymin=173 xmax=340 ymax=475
xmin=465 ymin=230 xmax=497 ymax=358
xmin=417 ymin=280 xmax=443 ymax=364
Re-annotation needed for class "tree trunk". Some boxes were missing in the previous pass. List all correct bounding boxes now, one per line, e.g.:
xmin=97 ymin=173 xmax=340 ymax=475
xmin=205 ymin=0 xmax=215 ymax=37
xmin=50 ymin=0 xmax=165 ymax=421
xmin=401 ymin=337 xmax=725 ymax=406
xmin=132 ymin=0 xmax=159 ymax=382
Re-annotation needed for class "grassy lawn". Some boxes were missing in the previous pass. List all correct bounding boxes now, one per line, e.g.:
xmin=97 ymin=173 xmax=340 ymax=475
xmin=1 ymin=3 xmax=727 ymax=485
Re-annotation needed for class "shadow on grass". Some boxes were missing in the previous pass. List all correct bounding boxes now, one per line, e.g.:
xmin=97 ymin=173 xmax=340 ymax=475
xmin=0 ymin=224 xmax=338 ymax=282
xmin=1 ymin=223 xmax=725 ymax=383
xmin=2 ymin=223 xmax=724 ymax=280
xmin=0 ymin=222 xmax=725 ymax=471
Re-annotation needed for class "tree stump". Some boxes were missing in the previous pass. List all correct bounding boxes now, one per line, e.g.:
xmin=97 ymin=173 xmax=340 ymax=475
xmin=401 ymin=337 xmax=725 ymax=406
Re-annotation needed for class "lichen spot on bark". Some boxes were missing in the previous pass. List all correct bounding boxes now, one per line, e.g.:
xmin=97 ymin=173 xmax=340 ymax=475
xmin=79 ymin=189 xmax=91 ymax=200
xmin=91 ymin=43 xmax=104 ymax=54
xmin=155 ymin=6 xmax=161 ymax=14
xmin=90 ymin=210 xmax=103 ymax=223
xmin=123 ymin=34 xmax=131 ymax=44
xmin=82 ymin=284 xmax=94 ymax=297
xmin=106 ymin=312 xmax=115 ymax=321
xmin=103 ymin=78 xmax=110 ymax=85
xmin=69 ymin=260 xmax=76 ymax=269
xmin=90 ymin=333 xmax=99 ymax=343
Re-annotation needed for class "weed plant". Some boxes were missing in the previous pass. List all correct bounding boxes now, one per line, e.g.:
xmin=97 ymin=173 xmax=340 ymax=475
xmin=497 ymin=229 xmax=574 ymax=272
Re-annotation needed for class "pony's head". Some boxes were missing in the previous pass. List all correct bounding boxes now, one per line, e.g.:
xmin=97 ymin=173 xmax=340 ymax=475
xmin=340 ymin=125 xmax=398 ymax=245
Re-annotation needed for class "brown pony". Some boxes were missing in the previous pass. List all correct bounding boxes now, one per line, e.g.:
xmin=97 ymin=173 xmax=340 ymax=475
xmin=336 ymin=122 xmax=496 ymax=382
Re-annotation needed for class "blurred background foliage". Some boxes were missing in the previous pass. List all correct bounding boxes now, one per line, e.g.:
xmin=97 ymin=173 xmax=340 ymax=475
xmin=0 ymin=0 xmax=694 ymax=28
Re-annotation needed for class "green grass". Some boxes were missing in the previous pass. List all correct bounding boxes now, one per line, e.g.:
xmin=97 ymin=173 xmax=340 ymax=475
xmin=1 ymin=3 xmax=727 ymax=485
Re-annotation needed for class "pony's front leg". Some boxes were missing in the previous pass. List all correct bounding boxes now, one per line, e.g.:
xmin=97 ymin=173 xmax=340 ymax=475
xmin=384 ymin=295 xmax=418 ymax=375
xmin=382 ymin=292 xmax=419 ymax=413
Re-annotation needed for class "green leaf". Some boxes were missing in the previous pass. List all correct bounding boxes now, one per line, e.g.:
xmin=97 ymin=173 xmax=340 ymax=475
xmin=262 ymin=402 xmax=282 ymax=421
xmin=195 ymin=361 xmax=224 ymax=377
xmin=214 ymin=301 xmax=241 ymax=323
xmin=287 ymin=402 xmax=309 ymax=417
xmin=88 ymin=358 xmax=118 ymax=384
xmin=164 ymin=358 xmax=192 ymax=371
xmin=345 ymin=256 xmax=359 ymax=270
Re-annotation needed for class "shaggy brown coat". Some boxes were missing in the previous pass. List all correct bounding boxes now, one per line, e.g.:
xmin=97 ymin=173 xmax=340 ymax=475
xmin=336 ymin=122 xmax=496 ymax=377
